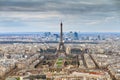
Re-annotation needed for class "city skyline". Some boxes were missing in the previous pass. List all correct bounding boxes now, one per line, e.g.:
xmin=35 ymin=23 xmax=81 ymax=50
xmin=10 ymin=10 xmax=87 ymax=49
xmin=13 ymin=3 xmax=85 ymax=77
xmin=0 ymin=0 xmax=120 ymax=32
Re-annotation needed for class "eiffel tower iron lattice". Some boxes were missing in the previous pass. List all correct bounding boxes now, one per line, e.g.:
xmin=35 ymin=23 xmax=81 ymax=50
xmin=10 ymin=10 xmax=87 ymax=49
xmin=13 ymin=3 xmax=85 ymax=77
xmin=56 ymin=22 xmax=66 ymax=57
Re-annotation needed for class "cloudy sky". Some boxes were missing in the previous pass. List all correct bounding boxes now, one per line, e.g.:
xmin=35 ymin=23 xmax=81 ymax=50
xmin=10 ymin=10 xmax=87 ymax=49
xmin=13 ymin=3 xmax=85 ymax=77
xmin=0 ymin=0 xmax=120 ymax=32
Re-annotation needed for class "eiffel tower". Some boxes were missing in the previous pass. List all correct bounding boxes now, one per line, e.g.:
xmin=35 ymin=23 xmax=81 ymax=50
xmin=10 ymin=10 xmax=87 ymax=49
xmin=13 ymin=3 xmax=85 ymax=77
xmin=56 ymin=22 xmax=66 ymax=57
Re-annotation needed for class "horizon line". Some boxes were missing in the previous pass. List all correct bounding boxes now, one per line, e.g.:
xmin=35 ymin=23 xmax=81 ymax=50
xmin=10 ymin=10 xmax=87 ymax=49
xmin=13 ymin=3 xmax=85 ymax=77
xmin=0 ymin=32 xmax=120 ymax=34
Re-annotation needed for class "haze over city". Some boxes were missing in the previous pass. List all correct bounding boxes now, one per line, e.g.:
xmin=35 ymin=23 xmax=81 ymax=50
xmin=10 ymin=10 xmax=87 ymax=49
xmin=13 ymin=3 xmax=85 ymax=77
xmin=1 ymin=0 xmax=120 ymax=80
xmin=0 ymin=0 xmax=120 ymax=32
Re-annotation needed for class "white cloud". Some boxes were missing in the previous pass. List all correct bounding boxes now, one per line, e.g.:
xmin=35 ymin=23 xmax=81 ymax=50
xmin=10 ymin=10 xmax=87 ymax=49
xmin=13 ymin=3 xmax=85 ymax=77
xmin=104 ymin=17 xmax=115 ymax=22
xmin=86 ymin=20 xmax=101 ymax=25
xmin=0 ymin=12 xmax=62 ymax=20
